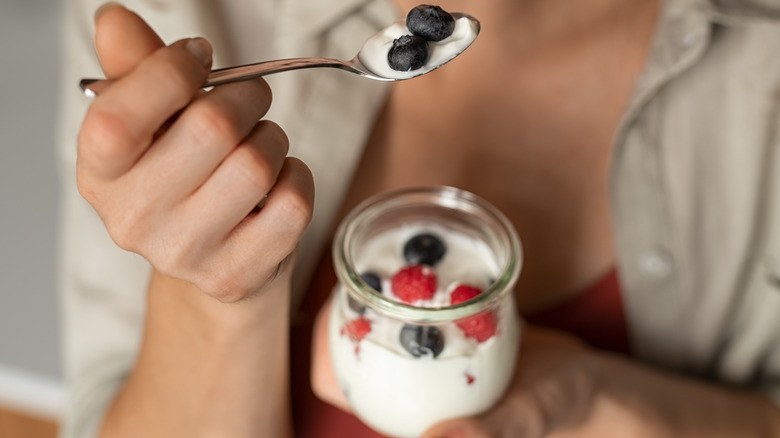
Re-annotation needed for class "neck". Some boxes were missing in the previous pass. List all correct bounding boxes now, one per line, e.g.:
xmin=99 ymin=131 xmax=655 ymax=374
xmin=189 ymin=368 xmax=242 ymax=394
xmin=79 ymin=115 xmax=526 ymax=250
xmin=393 ymin=0 xmax=660 ymax=45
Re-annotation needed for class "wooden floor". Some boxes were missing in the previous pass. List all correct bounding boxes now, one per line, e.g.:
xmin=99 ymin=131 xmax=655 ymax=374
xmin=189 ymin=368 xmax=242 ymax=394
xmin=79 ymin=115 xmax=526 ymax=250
xmin=0 ymin=405 xmax=58 ymax=438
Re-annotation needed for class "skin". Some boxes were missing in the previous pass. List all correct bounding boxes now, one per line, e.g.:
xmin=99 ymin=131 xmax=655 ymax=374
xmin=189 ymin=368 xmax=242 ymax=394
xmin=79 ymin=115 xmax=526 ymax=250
xmin=75 ymin=1 xmax=780 ymax=437
xmin=80 ymin=5 xmax=308 ymax=437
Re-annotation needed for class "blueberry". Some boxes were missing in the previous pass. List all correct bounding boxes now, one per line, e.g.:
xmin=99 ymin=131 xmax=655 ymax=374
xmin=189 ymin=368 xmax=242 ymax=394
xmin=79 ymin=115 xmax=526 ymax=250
xmin=387 ymin=35 xmax=429 ymax=71
xmin=348 ymin=271 xmax=383 ymax=314
xmin=361 ymin=271 xmax=383 ymax=293
xmin=403 ymin=233 xmax=446 ymax=266
xmin=406 ymin=5 xmax=456 ymax=42
xmin=347 ymin=295 xmax=366 ymax=314
xmin=399 ymin=324 xmax=445 ymax=358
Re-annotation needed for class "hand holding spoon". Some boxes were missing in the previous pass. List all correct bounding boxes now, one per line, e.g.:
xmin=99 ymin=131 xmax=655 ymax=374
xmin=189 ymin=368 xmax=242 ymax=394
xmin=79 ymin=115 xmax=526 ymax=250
xmin=79 ymin=12 xmax=480 ymax=97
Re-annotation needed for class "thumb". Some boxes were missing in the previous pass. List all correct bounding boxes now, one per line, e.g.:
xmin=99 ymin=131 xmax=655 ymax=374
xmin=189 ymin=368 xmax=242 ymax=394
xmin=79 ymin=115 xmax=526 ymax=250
xmin=94 ymin=2 xmax=165 ymax=79
xmin=421 ymin=402 xmax=550 ymax=438
xmin=421 ymin=418 xmax=493 ymax=438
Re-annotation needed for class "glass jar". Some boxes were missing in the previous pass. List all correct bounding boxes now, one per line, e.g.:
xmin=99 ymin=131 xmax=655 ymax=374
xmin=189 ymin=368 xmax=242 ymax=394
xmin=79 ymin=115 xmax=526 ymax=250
xmin=329 ymin=186 xmax=522 ymax=437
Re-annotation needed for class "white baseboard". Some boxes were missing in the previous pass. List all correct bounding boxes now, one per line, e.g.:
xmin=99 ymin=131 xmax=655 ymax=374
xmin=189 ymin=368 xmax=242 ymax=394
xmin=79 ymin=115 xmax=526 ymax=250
xmin=0 ymin=363 xmax=65 ymax=420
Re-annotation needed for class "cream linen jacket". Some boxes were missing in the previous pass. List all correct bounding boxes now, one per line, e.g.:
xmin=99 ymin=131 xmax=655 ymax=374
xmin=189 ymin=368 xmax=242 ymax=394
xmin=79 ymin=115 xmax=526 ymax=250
xmin=56 ymin=0 xmax=780 ymax=436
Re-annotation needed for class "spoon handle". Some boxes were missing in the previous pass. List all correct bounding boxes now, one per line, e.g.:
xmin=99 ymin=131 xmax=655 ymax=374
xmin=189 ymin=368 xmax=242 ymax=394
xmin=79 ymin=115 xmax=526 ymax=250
xmin=206 ymin=57 xmax=350 ymax=85
xmin=79 ymin=57 xmax=351 ymax=97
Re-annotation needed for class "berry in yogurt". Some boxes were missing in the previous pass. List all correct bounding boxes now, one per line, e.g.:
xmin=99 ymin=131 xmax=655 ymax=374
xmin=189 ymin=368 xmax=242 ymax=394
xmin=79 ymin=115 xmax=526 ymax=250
xmin=390 ymin=264 xmax=438 ymax=304
xmin=341 ymin=316 xmax=372 ymax=342
xmin=387 ymin=34 xmax=429 ymax=71
xmin=403 ymin=232 xmax=447 ymax=266
xmin=348 ymin=271 xmax=384 ymax=314
xmin=361 ymin=271 xmax=383 ymax=292
xmin=399 ymin=324 xmax=445 ymax=358
xmin=358 ymin=5 xmax=479 ymax=79
xmin=450 ymin=284 xmax=498 ymax=343
xmin=407 ymin=5 xmax=456 ymax=41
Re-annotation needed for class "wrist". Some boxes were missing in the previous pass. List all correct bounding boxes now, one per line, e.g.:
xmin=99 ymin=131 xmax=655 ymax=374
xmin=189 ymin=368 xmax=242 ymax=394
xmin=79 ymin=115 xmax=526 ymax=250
xmin=106 ymin=269 xmax=294 ymax=437
xmin=148 ymin=268 xmax=292 ymax=338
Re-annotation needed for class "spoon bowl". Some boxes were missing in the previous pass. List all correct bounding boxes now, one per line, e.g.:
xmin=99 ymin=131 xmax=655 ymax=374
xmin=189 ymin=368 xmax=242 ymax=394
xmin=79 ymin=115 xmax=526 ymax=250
xmin=80 ymin=12 xmax=479 ymax=98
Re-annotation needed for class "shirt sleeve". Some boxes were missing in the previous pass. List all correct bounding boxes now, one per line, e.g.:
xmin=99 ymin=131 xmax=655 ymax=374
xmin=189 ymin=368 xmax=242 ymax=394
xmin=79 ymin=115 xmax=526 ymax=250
xmin=55 ymin=1 xmax=246 ymax=436
xmin=56 ymin=2 xmax=145 ymax=437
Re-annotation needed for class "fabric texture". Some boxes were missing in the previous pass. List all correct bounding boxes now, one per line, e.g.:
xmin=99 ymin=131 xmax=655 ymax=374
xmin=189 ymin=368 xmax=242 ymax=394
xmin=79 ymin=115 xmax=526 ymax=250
xmin=56 ymin=0 xmax=780 ymax=436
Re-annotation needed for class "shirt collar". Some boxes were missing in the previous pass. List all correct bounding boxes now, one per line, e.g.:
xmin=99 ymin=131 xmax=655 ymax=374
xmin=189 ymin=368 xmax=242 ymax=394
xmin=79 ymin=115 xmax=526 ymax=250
xmin=711 ymin=0 xmax=780 ymax=18
xmin=624 ymin=0 xmax=711 ymax=121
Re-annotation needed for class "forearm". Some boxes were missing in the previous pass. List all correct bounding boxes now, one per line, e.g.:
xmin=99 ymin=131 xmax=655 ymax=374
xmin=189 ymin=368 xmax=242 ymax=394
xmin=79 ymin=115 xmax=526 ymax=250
xmin=569 ymin=352 xmax=780 ymax=438
xmin=99 ymin=269 xmax=293 ymax=438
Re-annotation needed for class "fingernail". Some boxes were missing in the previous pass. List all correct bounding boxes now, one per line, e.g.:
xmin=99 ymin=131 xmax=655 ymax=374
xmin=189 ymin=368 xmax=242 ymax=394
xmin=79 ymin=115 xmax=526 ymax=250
xmin=94 ymin=2 xmax=124 ymax=23
xmin=185 ymin=37 xmax=213 ymax=68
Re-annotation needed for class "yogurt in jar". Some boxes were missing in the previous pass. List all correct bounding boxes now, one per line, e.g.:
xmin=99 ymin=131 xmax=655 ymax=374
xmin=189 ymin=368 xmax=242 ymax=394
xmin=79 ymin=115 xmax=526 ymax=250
xmin=329 ymin=222 xmax=520 ymax=438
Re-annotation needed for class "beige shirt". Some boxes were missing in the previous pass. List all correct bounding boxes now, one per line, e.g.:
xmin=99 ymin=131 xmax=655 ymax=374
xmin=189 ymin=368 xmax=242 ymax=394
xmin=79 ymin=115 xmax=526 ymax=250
xmin=56 ymin=0 xmax=780 ymax=436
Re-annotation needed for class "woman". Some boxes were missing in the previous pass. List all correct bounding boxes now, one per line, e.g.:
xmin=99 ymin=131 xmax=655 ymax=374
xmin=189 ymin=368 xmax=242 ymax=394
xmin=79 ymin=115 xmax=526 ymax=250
xmin=58 ymin=0 xmax=780 ymax=436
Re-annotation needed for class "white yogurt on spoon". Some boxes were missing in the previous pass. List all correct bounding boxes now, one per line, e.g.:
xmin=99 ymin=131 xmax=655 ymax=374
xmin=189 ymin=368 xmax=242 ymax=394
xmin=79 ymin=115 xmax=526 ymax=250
xmin=358 ymin=15 xmax=480 ymax=80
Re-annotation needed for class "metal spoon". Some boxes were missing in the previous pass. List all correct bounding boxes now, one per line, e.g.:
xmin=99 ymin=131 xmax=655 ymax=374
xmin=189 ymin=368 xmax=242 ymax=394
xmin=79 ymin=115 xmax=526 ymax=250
xmin=79 ymin=12 xmax=480 ymax=98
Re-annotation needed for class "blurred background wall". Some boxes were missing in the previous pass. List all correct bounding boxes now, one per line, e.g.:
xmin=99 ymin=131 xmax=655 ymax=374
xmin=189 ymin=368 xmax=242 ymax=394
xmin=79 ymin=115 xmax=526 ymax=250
xmin=0 ymin=0 xmax=67 ymax=421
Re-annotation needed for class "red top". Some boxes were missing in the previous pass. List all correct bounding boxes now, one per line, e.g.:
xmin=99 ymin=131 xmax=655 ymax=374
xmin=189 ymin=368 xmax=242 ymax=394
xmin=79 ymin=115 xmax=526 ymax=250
xmin=290 ymin=258 xmax=628 ymax=437
xmin=524 ymin=268 xmax=630 ymax=355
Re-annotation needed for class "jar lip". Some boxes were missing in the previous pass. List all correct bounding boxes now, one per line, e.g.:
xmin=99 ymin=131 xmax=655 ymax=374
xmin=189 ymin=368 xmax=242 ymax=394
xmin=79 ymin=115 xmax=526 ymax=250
xmin=332 ymin=185 xmax=522 ymax=323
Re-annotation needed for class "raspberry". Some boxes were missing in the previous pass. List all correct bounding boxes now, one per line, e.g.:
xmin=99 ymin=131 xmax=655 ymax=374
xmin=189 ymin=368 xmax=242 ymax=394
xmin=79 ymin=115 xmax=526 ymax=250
xmin=455 ymin=313 xmax=497 ymax=342
xmin=450 ymin=284 xmax=497 ymax=342
xmin=391 ymin=265 xmax=437 ymax=304
xmin=341 ymin=317 xmax=372 ymax=342
xmin=449 ymin=284 xmax=482 ymax=304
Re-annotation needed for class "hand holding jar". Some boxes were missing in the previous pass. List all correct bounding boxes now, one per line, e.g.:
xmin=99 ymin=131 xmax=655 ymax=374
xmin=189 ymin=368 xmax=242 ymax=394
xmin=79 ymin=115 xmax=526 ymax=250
xmin=326 ymin=186 xmax=522 ymax=437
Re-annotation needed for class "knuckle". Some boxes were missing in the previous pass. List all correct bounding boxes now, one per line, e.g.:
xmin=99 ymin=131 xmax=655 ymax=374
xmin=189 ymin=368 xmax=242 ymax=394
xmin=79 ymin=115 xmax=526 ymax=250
xmin=278 ymin=185 xmax=314 ymax=232
xmin=151 ymin=51 xmax=200 ymax=95
xmin=202 ymin=272 xmax=247 ymax=304
xmin=105 ymin=217 xmax=141 ymax=253
xmin=78 ymin=107 xmax=139 ymax=164
xmin=151 ymin=240 xmax=202 ymax=287
xmin=103 ymin=200 xmax=159 ymax=255
xmin=190 ymin=99 xmax=244 ymax=146
xmin=505 ymin=395 xmax=547 ymax=436
xmin=106 ymin=208 xmax=150 ymax=253
xmin=257 ymin=120 xmax=290 ymax=155
xmin=232 ymin=146 xmax=276 ymax=193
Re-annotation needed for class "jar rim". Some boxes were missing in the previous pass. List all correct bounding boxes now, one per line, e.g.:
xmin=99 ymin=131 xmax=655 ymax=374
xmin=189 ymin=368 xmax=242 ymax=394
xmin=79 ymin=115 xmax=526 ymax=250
xmin=332 ymin=185 xmax=522 ymax=323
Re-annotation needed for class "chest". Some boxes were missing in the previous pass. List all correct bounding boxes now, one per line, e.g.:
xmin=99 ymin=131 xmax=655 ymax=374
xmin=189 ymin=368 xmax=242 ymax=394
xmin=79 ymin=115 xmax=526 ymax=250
xmin=342 ymin=57 xmax=628 ymax=227
xmin=333 ymin=5 xmax=658 ymax=309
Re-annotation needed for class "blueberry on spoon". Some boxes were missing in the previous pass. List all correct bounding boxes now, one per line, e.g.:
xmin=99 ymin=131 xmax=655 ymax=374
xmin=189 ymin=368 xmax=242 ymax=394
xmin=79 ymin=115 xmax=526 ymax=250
xmin=387 ymin=35 xmax=429 ymax=71
xmin=407 ymin=5 xmax=456 ymax=41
